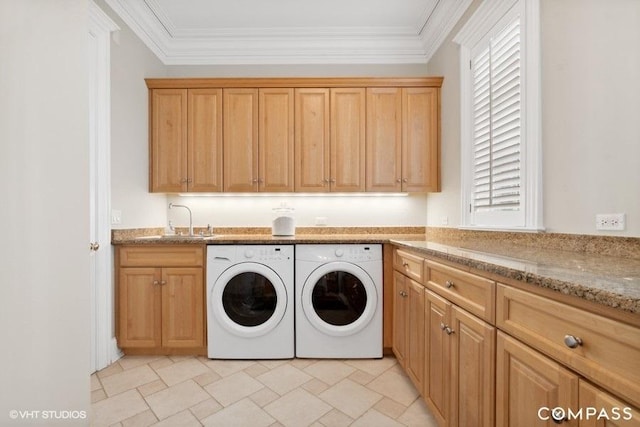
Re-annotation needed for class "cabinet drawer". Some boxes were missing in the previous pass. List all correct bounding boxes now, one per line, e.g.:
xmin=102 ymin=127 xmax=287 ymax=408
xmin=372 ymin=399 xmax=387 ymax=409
xmin=118 ymin=245 xmax=204 ymax=267
xmin=425 ymin=260 xmax=495 ymax=323
xmin=393 ymin=248 xmax=424 ymax=283
xmin=497 ymin=284 xmax=640 ymax=408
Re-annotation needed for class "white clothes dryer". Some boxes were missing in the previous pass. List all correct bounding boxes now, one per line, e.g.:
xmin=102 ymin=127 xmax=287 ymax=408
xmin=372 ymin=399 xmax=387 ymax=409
xmin=295 ymin=244 xmax=383 ymax=358
xmin=207 ymin=245 xmax=294 ymax=359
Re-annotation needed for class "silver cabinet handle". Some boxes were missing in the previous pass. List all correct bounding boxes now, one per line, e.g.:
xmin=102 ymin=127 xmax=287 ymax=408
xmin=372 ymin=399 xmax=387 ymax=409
xmin=440 ymin=323 xmax=446 ymax=330
xmin=444 ymin=326 xmax=454 ymax=335
xmin=399 ymin=291 xmax=408 ymax=297
xmin=564 ymin=335 xmax=583 ymax=349
xmin=445 ymin=280 xmax=454 ymax=288
xmin=89 ymin=242 xmax=100 ymax=251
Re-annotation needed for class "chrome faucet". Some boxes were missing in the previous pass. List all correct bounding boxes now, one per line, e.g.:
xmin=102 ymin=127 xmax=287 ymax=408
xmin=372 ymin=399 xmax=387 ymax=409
xmin=168 ymin=203 xmax=194 ymax=236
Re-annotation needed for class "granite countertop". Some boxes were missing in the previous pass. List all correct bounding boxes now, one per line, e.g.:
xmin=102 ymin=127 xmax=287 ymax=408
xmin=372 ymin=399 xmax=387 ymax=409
xmin=112 ymin=227 xmax=640 ymax=315
xmin=392 ymin=239 xmax=640 ymax=315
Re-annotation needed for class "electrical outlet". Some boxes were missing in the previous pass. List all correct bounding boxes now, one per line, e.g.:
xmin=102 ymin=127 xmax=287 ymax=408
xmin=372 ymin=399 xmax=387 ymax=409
xmin=595 ymin=213 xmax=625 ymax=231
xmin=111 ymin=209 xmax=122 ymax=225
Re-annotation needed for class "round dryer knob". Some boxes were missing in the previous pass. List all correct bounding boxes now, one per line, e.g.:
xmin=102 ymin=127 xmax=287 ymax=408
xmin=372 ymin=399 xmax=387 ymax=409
xmin=335 ymin=249 xmax=344 ymax=257
xmin=245 ymin=249 xmax=255 ymax=259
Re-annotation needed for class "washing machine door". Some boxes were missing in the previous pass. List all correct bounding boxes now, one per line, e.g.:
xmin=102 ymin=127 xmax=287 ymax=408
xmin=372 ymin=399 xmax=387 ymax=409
xmin=212 ymin=263 xmax=287 ymax=338
xmin=301 ymin=261 xmax=377 ymax=337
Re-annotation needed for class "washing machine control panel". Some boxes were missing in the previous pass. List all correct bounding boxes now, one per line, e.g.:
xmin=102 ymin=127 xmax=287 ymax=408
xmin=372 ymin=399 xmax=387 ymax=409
xmin=334 ymin=246 xmax=377 ymax=261
xmin=244 ymin=247 xmax=291 ymax=261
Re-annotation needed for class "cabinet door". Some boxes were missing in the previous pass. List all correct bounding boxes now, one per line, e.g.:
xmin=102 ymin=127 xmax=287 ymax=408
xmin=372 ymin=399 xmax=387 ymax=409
xmin=424 ymin=289 xmax=451 ymax=427
xmin=259 ymin=88 xmax=294 ymax=192
xmin=150 ymin=89 xmax=188 ymax=192
xmin=402 ymin=87 xmax=440 ymax=192
xmin=392 ymin=271 xmax=408 ymax=367
xmin=579 ymin=380 xmax=640 ymax=427
xmin=450 ymin=305 xmax=495 ymax=427
xmin=406 ymin=278 xmax=425 ymax=393
xmin=366 ymin=88 xmax=402 ymax=191
xmin=496 ymin=332 xmax=579 ymax=427
xmin=223 ymin=88 xmax=258 ymax=192
xmin=161 ymin=268 xmax=204 ymax=348
xmin=188 ymin=88 xmax=223 ymax=192
xmin=118 ymin=268 xmax=162 ymax=348
xmin=295 ymin=88 xmax=330 ymax=192
xmin=331 ymin=88 xmax=366 ymax=192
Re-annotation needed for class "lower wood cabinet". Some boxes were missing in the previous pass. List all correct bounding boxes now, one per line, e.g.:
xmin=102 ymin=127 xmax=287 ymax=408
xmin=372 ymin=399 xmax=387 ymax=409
xmin=423 ymin=289 xmax=495 ymax=427
xmin=116 ymin=245 xmax=206 ymax=355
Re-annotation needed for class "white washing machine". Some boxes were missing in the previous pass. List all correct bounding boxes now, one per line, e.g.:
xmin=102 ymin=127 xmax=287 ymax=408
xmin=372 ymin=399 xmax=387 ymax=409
xmin=207 ymin=245 xmax=294 ymax=359
xmin=295 ymin=244 xmax=383 ymax=358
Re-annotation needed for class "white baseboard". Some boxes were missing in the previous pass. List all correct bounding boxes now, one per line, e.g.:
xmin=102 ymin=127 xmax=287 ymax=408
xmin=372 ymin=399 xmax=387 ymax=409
xmin=111 ymin=338 xmax=123 ymax=363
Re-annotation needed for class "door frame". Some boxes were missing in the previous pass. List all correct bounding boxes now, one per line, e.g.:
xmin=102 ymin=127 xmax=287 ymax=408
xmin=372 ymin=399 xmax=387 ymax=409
xmin=89 ymin=1 xmax=119 ymax=372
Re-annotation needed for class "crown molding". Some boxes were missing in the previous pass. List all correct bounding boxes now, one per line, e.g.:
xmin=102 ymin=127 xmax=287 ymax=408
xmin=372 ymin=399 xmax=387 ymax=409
xmin=105 ymin=0 xmax=471 ymax=65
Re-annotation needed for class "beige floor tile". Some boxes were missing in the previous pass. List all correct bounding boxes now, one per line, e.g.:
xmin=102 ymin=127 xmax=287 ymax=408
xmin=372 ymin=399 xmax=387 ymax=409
xmin=118 ymin=356 xmax=164 ymax=371
xmin=318 ymin=378 xmax=382 ymax=419
xmin=92 ymin=389 xmax=107 ymax=404
xmin=351 ymin=409 xmax=404 ymax=427
xmin=152 ymin=409 xmax=201 ymax=427
xmin=250 ymin=387 xmax=281 ymax=407
xmin=318 ymin=408 xmax=354 ymax=427
xmin=264 ymin=388 xmax=332 ymax=427
xmin=348 ymin=369 xmax=376 ymax=386
xmin=91 ymin=389 xmax=149 ymax=427
xmin=259 ymin=359 xmax=290 ymax=369
xmin=301 ymin=378 xmax=330 ymax=395
xmin=373 ymin=397 xmax=407 ymax=420
xmin=202 ymin=359 xmax=256 ymax=377
xmin=137 ymin=379 xmax=167 ymax=397
xmin=91 ymin=373 xmax=103 ymax=391
xmin=145 ymin=379 xmax=210 ymax=420
xmin=366 ymin=369 xmax=419 ymax=407
xmin=204 ymin=371 xmax=264 ymax=407
xmin=120 ymin=409 xmax=158 ymax=427
xmin=344 ymin=357 xmax=397 ymax=377
xmin=148 ymin=357 xmax=174 ymax=371
xmin=245 ymin=362 xmax=271 ymax=378
xmin=288 ymin=358 xmax=316 ymax=369
xmin=97 ymin=361 xmax=124 ymax=379
xmin=155 ymin=358 xmax=210 ymax=386
xmin=101 ymin=365 xmax=159 ymax=397
xmin=303 ymin=360 xmax=356 ymax=385
xmin=201 ymin=398 xmax=275 ymax=427
xmin=189 ymin=397 xmax=222 ymax=420
xmin=397 ymin=397 xmax=439 ymax=427
xmin=257 ymin=364 xmax=313 ymax=395
xmin=193 ymin=371 xmax=221 ymax=387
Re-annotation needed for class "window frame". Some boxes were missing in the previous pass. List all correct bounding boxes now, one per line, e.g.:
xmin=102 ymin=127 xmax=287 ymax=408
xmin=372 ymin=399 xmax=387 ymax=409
xmin=455 ymin=0 xmax=543 ymax=231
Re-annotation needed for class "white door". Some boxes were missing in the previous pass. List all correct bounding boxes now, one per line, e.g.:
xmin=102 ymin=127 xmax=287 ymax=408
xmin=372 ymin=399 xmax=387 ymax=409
xmin=89 ymin=1 xmax=119 ymax=373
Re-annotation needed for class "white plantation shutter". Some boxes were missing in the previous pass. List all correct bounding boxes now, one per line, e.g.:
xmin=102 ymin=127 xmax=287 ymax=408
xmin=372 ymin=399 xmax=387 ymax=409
xmin=472 ymin=19 xmax=522 ymax=214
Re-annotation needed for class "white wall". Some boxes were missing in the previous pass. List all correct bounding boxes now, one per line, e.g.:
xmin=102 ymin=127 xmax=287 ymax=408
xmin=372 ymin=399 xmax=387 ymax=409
xmin=95 ymin=0 xmax=169 ymax=228
xmin=0 ymin=0 xmax=90 ymax=424
xmin=427 ymin=0 xmax=640 ymax=237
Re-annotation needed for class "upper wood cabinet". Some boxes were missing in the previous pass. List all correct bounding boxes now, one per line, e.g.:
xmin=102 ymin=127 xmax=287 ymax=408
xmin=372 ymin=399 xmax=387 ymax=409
xmin=259 ymin=88 xmax=295 ymax=192
xmin=147 ymin=77 xmax=442 ymax=193
xmin=366 ymin=87 xmax=440 ymax=192
xmin=295 ymin=88 xmax=366 ymax=192
xmin=150 ymin=88 xmax=223 ymax=192
xmin=223 ymin=88 xmax=259 ymax=192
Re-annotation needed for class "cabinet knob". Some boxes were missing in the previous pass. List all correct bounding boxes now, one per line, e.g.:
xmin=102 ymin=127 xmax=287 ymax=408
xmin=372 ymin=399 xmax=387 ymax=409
xmin=89 ymin=242 xmax=100 ymax=251
xmin=445 ymin=280 xmax=454 ymax=289
xmin=396 ymin=178 xmax=402 ymax=183
xmin=402 ymin=178 xmax=408 ymax=183
xmin=445 ymin=326 xmax=454 ymax=335
xmin=399 ymin=291 xmax=408 ymax=297
xmin=160 ymin=280 xmax=167 ymax=285
xmin=403 ymin=262 xmax=410 ymax=269
xmin=551 ymin=408 xmax=567 ymax=424
xmin=563 ymin=335 xmax=583 ymax=349
xmin=181 ymin=178 xmax=188 ymax=184
xmin=153 ymin=280 xmax=159 ymax=285
xmin=440 ymin=322 xmax=446 ymax=330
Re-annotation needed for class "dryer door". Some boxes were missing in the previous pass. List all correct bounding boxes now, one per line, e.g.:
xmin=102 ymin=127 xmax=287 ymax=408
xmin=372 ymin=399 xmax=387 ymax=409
xmin=301 ymin=261 xmax=378 ymax=337
xmin=211 ymin=263 xmax=287 ymax=338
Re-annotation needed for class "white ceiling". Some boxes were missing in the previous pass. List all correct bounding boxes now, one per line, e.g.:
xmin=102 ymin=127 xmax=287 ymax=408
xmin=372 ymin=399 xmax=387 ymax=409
xmin=105 ymin=0 xmax=473 ymax=65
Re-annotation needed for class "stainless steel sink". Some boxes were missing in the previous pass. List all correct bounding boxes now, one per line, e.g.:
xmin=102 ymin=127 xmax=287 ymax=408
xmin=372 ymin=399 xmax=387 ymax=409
xmin=135 ymin=234 xmax=219 ymax=240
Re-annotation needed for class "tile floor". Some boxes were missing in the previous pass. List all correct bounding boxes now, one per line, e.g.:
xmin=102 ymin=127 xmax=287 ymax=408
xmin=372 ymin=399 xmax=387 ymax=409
xmin=91 ymin=355 xmax=438 ymax=427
